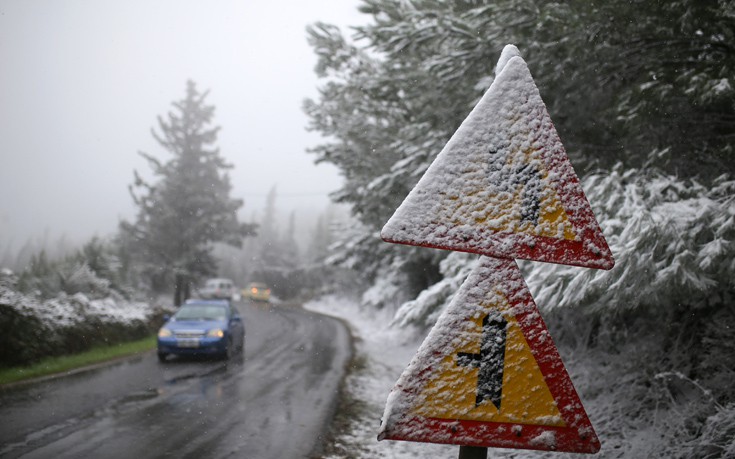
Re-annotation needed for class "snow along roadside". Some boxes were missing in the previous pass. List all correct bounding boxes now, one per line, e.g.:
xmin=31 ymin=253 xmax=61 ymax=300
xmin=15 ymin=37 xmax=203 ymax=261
xmin=303 ymin=295 xmax=561 ymax=458
xmin=303 ymin=294 xmax=456 ymax=458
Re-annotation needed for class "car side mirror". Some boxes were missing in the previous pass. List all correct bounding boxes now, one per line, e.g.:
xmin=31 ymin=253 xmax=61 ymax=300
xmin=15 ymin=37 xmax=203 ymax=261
xmin=163 ymin=314 xmax=171 ymax=322
xmin=231 ymin=315 xmax=241 ymax=322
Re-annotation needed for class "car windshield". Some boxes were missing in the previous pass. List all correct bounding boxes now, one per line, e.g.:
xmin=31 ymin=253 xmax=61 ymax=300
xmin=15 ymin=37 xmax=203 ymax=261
xmin=174 ymin=305 xmax=227 ymax=321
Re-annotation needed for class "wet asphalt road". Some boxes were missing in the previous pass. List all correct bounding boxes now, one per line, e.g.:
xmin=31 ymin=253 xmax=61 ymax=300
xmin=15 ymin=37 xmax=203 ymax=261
xmin=0 ymin=300 xmax=352 ymax=459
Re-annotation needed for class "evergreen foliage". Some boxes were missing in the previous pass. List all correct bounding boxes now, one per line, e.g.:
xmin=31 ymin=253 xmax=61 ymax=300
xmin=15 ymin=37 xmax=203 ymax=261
xmin=15 ymin=238 xmax=122 ymax=300
xmin=305 ymin=0 xmax=735 ymax=310
xmin=523 ymin=167 xmax=735 ymax=315
xmin=121 ymin=81 xmax=256 ymax=305
xmin=305 ymin=2 xmax=735 ymax=455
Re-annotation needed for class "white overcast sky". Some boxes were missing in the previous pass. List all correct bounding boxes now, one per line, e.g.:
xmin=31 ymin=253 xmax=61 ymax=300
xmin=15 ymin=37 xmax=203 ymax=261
xmin=0 ymin=0 xmax=364 ymax=252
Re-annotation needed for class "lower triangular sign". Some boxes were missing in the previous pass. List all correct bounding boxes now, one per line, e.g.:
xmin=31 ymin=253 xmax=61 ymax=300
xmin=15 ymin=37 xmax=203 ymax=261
xmin=378 ymin=256 xmax=600 ymax=453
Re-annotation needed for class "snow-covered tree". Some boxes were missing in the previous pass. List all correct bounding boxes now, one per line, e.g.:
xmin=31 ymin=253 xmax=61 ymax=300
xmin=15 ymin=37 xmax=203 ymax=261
xmin=283 ymin=211 xmax=301 ymax=266
xmin=121 ymin=81 xmax=255 ymax=305
xmin=256 ymin=185 xmax=284 ymax=268
xmin=14 ymin=237 xmax=126 ymax=300
xmin=305 ymin=0 xmax=734 ymax=307
xmin=305 ymin=3 xmax=735 ymax=454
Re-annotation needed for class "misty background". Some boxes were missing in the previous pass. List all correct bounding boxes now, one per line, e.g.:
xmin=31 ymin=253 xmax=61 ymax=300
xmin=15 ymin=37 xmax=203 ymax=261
xmin=1 ymin=2 xmax=734 ymax=457
xmin=0 ymin=0 xmax=361 ymax=259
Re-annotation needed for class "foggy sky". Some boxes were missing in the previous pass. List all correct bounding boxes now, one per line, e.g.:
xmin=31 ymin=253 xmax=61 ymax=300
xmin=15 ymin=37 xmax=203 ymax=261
xmin=0 ymin=0 xmax=362 ymax=253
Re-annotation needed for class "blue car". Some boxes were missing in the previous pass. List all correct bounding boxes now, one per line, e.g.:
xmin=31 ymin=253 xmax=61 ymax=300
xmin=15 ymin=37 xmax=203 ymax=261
xmin=157 ymin=299 xmax=245 ymax=362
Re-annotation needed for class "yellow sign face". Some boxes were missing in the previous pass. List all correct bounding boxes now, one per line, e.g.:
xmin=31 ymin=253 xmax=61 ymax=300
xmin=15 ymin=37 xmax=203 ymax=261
xmin=413 ymin=293 xmax=564 ymax=426
xmin=444 ymin=146 xmax=577 ymax=241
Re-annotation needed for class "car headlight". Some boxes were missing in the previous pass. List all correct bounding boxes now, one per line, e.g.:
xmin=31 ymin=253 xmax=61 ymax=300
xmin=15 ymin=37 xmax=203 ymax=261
xmin=158 ymin=328 xmax=172 ymax=338
xmin=207 ymin=328 xmax=225 ymax=338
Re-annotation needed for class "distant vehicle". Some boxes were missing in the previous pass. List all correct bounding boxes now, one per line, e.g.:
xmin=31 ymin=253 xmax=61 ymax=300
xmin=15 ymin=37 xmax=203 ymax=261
xmin=157 ymin=299 xmax=245 ymax=362
xmin=243 ymin=282 xmax=271 ymax=302
xmin=199 ymin=278 xmax=235 ymax=300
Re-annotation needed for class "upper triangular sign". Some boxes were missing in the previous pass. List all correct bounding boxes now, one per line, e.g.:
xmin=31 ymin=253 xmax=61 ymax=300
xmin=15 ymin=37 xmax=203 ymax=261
xmin=377 ymin=256 xmax=600 ymax=453
xmin=381 ymin=45 xmax=614 ymax=270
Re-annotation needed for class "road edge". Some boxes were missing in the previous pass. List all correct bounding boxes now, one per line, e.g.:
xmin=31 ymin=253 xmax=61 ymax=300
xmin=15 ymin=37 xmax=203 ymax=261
xmin=0 ymin=349 xmax=155 ymax=391
xmin=302 ymin=310 xmax=357 ymax=459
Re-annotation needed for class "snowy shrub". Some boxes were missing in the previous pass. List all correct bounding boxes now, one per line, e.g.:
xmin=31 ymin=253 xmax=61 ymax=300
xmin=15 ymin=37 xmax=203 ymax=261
xmin=0 ymin=303 xmax=55 ymax=367
xmin=59 ymin=262 xmax=111 ymax=298
xmin=392 ymin=252 xmax=477 ymax=328
xmin=680 ymin=403 xmax=735 ymax=458
xmin=380 ymin=166 xmax=735 ymax=457
xmin=542 ymin=334 xmax=733 ymax=459
xmin=17 ymin=243 xmax=119 ymax=300
xmin=358 ymin=244 xmax=445 ymax=315
xmin=361 ymin=274 xmax=404 ymax=312
xmin=0 ymin=269 xmax=158 ymax=367
xmin=361 ymin=256 xmax=416 ymax=314
xmin=383 ymin=165 xmax=735 ymax=332
xmin=523 ymin=165 xmax=735 ymax=314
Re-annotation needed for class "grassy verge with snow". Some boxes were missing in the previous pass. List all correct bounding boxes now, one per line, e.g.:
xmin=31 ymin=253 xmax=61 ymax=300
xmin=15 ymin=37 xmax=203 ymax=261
xmin=0 ymin=334 xmax=156 ymax=386
xmin=1 ymin=269 xmax=170 ymax=371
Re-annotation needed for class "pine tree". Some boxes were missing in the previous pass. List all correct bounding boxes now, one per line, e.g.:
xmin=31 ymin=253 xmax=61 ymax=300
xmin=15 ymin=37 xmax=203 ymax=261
xmin=122 ymin=81 xmax=256 ymax=305
xmin=283 ymin=211 xmax=301 ymax=267
xmin=307 ymin=214 xmax=330 ymax=264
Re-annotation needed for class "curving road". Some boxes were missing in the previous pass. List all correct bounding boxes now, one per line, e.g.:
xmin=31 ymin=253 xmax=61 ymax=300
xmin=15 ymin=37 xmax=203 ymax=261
xmin=0 ymin=300 xmax=352 ymax=459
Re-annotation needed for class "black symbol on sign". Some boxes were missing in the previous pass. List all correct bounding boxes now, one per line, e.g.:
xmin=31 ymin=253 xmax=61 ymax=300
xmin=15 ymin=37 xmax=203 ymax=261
xmin=456 ymin=314 xmax=508 ymax=410
xmin=486 ymin=147 xmax=542 ymax=226
xmin=512 ymin=163 xmax=542 ymax=226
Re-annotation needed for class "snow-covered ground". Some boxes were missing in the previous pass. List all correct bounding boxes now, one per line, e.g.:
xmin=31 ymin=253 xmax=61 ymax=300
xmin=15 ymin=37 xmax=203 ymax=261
xmin=305 ymin=294 xmax=522 ymax=458
xmin=305 ymin=292 xmax=735 ymax=459
xmin=304 ymin=295 xmax=454 ymax=458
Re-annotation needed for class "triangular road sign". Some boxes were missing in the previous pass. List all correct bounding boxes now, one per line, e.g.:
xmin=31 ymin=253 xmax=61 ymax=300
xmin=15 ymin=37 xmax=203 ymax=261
xmin=378 ymin=256 xmax=600 ymax=453
xmin=381 ymin=46 xmax=614 ymax=269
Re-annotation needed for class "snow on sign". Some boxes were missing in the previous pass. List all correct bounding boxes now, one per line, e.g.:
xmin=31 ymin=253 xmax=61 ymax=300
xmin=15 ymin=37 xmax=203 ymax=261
xmin=378 ymin=256 xmax=600 ymax=453
xmin=381 ymin=45 xmax=614 ymax=270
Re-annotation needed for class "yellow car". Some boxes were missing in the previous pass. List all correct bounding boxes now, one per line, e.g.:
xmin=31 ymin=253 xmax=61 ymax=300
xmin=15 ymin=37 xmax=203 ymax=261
xmin=243 ymin=282 xmax=271 ymax=302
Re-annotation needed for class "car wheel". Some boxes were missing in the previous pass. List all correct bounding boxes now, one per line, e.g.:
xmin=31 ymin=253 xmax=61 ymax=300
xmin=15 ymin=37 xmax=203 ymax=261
xmin=223 ymin=338 xmax=232 ymax=360
xmin=157 ymin=352 xmax=168 ymax=363
xmin=237 ymin=340 xmax=246 ymax=362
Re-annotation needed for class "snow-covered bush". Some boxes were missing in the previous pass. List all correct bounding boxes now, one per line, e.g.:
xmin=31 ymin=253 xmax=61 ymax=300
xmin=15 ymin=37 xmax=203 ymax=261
xmin=16 ymin=238 xmax=123 ymax=300
xmin=358 ymin=245 xmax=445 ymax=315
xmin=0 ymin=269 xmax=161 ymax=367
xmin=392 ymin=165 xmax=734 ymax=326
xmin=391 ymin=252 xmax=477 ymax=328
xmin=59 ymin=262 xmax=112 ymax=298
xmin=381 ymin=166 xmax=735 ymax=456
xmin=523 ymin=165 xmax=735 ymax=314
xmin=521 ymin=166 xmax=735 ymax=457
xmin=680 ymin=403 xmax=735 ymax=458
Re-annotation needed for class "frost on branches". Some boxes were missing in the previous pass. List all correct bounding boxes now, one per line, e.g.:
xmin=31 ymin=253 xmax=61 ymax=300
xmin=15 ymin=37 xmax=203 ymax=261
xmin=395 ymin=166 xmax=734 ymax=325
xmin=386 ymin=165 xmax=735 ymax=457
xmin=522 ymin=166 xmax=735 ymax=314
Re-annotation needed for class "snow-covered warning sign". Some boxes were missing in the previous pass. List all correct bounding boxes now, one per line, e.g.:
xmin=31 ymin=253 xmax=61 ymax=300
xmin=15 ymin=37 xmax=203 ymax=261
xmin=378 ymin=256 xmax=601 ymax=453
xmin=381 ymin=45 xmax=614 ymax=270
xmin=379 ymin=45 xmax=610 ymax=455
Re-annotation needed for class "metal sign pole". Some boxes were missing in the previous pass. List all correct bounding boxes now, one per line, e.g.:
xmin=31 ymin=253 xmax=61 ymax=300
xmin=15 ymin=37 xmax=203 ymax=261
xmin=459 ymin=446 xmax=488 ymax=459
